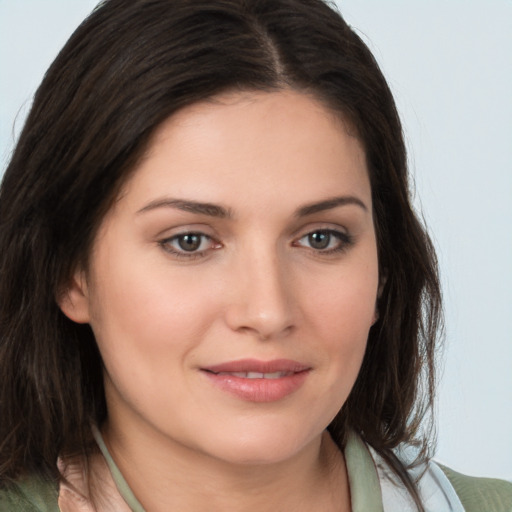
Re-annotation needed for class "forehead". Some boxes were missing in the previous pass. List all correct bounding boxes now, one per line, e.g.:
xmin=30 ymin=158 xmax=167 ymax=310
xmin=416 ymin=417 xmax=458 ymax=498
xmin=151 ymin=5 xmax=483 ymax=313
xmin=118 ymin=89 xmax=371 ymax=215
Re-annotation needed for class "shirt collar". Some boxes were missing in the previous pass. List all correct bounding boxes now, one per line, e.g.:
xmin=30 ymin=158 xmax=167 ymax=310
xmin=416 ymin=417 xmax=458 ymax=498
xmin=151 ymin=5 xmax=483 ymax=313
xmin=92 ymin=426 xmax=384 ymax=511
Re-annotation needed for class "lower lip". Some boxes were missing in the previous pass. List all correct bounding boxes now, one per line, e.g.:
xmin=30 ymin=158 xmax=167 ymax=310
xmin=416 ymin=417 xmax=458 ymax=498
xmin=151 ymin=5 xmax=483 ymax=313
xmin=202 ymin=370 xmax=310 ymax=402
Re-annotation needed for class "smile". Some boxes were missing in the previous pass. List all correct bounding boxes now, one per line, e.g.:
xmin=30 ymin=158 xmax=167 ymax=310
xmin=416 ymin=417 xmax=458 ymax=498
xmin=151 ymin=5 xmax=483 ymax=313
xmin=213 ymin=371 xmax=293 ymax=379
xmin=201 ymin=359 xmax=311 ymax=402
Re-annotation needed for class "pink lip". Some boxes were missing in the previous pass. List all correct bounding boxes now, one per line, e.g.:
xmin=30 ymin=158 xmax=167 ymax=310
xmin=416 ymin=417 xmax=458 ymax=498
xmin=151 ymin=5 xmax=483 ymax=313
xmin=201 ymin=359 xmax=311 ymax=403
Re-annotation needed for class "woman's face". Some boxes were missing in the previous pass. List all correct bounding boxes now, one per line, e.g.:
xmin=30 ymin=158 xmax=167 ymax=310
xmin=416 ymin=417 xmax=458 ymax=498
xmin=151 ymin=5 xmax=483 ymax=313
xmin=62 ymin=90 xmax=379 ymax=465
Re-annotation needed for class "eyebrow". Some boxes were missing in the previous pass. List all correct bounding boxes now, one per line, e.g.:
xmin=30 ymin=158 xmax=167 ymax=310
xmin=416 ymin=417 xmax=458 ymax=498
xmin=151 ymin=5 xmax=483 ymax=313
xmin=295 ymin=196 xmax=368 ymax=217
xmin=137 ymin=198 xmax=231 ymax=218
xmin=137 ymin=195 xmax=367 ymax=218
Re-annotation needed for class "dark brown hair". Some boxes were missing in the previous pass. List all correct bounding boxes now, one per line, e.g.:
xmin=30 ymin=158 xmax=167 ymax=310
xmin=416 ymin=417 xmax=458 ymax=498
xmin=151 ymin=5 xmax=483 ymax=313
xmin=0 ymin=0 xmax=442 ymax=508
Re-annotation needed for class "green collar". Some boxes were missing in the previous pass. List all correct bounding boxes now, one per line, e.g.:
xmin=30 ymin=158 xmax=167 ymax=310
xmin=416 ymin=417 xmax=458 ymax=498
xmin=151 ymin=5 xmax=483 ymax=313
xmin=344 ymin=431 xmax=384 ymax=512
xmin=93 ymin=427 xmax=145 ymax=512
xmin=93 ymin=428 xmax=383 ymax=511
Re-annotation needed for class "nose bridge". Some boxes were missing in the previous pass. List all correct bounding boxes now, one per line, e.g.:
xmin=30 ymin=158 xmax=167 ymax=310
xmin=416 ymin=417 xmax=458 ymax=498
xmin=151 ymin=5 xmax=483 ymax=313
xmin=225 ymin=240 xmax=294 ymax=339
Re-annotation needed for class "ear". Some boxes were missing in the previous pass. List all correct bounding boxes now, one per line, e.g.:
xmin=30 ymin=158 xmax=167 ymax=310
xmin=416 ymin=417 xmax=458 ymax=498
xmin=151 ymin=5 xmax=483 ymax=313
xmin=372 ymin=272 xmax=388 ymax=325
xmin=57 ymin=270 xmax=91 ymax=324
xmin=371 ymin=306 xmax=379 ymax=326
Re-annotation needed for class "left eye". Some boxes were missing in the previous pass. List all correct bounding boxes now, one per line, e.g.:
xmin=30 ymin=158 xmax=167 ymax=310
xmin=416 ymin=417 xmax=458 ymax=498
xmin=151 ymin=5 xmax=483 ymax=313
xmin=295 ymin=230 xmax=349 ymax=252
xmin=161 ymin=233 xmax=214 ymax=254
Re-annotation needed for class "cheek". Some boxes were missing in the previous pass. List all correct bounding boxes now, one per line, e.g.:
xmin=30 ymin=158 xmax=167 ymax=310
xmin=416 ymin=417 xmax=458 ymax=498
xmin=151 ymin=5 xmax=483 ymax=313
xmin=86 ymin=253 xmax=224 ymax=381
xmin=315 ymin=296 xmax=372 ymax=377
xmin=300 ymin=259 xmax=378 ymax=384
xmin=305 ymin=261 xmax=378 ymax=336
xmin=87 ymin=267 xmax=223 ymax=419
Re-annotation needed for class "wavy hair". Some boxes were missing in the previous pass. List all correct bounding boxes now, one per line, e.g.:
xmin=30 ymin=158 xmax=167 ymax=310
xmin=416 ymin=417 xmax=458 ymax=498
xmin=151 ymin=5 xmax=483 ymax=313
xmin=0 ymin=0 xmax=442 ymax=508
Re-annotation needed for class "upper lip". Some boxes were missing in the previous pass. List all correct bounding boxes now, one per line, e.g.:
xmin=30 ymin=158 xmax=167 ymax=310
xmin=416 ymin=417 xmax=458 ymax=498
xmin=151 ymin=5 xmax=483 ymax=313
xmin=202 ymin=359 xmax=310 ymax=374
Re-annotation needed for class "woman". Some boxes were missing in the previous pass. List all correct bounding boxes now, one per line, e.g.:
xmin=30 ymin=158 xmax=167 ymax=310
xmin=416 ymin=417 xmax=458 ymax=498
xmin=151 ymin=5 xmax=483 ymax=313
xmin=0 ymin=0 xmax=510 ymax=510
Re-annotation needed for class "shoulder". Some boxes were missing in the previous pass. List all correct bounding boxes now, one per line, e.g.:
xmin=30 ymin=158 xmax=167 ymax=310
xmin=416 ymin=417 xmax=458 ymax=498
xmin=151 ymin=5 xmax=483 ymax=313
xmin=439 ymin=464 xmax=512 ymax=512
xmin=368 ymin=439 xmax=512 ymax=512
xmin=0 ymin=473 xmax=59 ymax=512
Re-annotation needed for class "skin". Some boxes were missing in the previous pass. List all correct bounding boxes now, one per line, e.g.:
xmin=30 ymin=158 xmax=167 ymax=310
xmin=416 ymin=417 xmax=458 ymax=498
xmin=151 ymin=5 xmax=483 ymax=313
xmin=60 ymin=90 xmax=379 ymax=511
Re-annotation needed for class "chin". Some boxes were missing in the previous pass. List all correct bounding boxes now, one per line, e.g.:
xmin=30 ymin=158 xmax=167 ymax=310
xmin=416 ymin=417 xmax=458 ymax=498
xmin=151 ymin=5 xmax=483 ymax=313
xmin=198 ymin=422 xmax=321 ymax=467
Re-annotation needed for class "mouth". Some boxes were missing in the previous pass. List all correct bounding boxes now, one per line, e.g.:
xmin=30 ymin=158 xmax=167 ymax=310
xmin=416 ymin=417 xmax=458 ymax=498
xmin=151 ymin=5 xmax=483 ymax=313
xmin=201 ymin=359 xmax=311 ymax=402
xmin=203 ymin=358 xmax=310 ymax=374
xmin=210 ymin=371 xmax=294 ymax=379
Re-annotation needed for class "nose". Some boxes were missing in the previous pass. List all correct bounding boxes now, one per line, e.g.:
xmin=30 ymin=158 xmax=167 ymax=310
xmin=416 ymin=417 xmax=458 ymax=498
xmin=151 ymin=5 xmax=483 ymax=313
xmin=223 ymin=248 xmax=296 ymax=341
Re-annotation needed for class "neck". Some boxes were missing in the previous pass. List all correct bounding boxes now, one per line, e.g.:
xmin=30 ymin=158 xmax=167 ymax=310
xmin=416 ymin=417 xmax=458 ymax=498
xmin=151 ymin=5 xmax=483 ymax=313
xmin=101 ymin=422 xmax=350 ymax=512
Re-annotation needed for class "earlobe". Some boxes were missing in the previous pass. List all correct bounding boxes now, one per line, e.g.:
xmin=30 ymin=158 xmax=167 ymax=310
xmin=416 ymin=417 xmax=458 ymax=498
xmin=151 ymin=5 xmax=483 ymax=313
xmin=57 ymin=271 xmax=91 ymax=324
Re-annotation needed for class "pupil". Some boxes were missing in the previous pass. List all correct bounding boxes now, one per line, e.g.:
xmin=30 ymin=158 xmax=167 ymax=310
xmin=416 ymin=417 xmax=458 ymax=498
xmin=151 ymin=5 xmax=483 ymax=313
xmin=309 ymin=231 xmax=330 ymax=250
xmin=178 ymin=234 xmax=201 ymax=251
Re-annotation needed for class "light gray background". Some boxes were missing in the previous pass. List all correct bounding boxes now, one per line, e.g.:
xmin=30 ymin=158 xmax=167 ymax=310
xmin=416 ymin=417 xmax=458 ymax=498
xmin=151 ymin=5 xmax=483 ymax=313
xmin=1 ymin=0 xmax=511 ymax=480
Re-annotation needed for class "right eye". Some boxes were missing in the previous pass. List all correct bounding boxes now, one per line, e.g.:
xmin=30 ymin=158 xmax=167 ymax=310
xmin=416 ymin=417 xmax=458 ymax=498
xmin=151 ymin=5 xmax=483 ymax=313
xmin=159 ymin=232 xmax=221 ymax=259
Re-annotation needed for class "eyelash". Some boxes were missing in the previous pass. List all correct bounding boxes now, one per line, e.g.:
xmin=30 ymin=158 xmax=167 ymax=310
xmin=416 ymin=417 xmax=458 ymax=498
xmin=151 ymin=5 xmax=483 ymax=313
xmin=158 ymin=229 xmax=354 ymax=260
